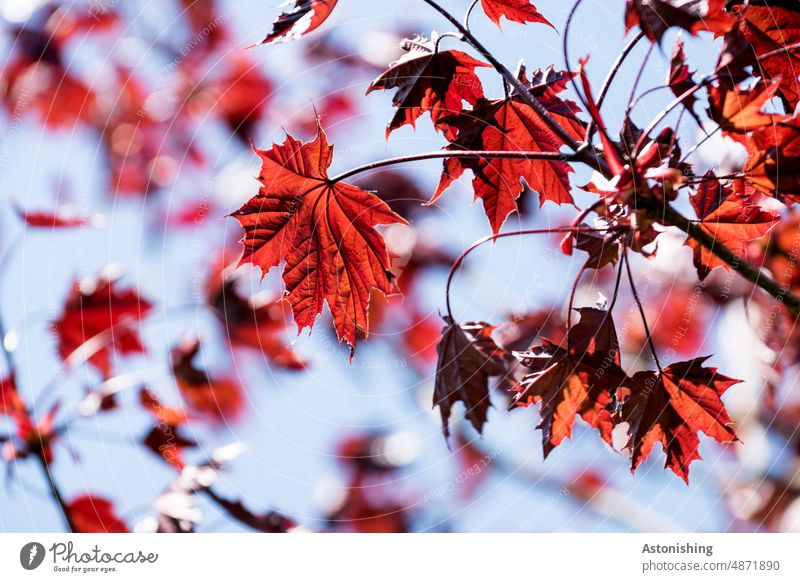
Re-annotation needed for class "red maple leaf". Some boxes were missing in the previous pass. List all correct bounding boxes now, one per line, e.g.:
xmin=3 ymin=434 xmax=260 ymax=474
xmin=737 ymin=4 xmax=800 ymax=110
xmin=743 ymin=117 xmax=800 ymax=203
xmin=687 ymin=172 xmax=779 ymax=279
xmin=623 ymin=357 xmax=740 ymax=483
xmin=171 ymin=338 xmax=243 ymax=421
xmin=431 ymin=66 xmax=582 ymax=235
xmin=231 ymin=126 xmax=407 ymax=351
xmin=434 ymin=317 xmax=508 ymax=437
xmin=67 ymin=495 xmax=128 ymax=533
xmin=367 ymin=35 xmax=489 ymax=139
xmin=667 ymin=34 xmax=698 ymax=113
xmin=707 ymin=78 xmax=787 ymax=134
xmin=53 ymin=272 xmax=153 ymax=378
xmin=514 ymin=308 xmax=627 ymax=456
xmin=625 ymin=0 xmax=735 ymax=43
xmin=479 ymin=0 xmax=553 ymax=29
xmin=262 ymin=0 xmax=338 ymax=45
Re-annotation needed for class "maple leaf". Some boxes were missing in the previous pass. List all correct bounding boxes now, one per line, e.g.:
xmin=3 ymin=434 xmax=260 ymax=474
xmin=231 ymin=126 xmax=407 ymax=351
xmin=737 ymin=4 xmax=800 ymax=110
xmin=622 ymin=357 xmax=740 ymax=483
xmin=743 ymin=116 xmax=800 ymax=202
xmin=514 ymin=308 xmax=627 ymax=457
xmin=433 ymin=317 xmax=508 ymax=437
xmin=366 ymin=35 xmax=489 ymax=139
xmin=687 ymin=172 xmax=779 ymax=279
xmin=67 ymin=495 xmax=128 ymax=533
xmin=432 ymin=66 xmax=582 ymax=235
xmin=171 ymin=338 xmax=243 ymax=421
xmin=206 ymin=263 xmax=306 ymax=370
xmin=53 ymin=272 xmax=153 ymax=378
xmin=563 ymin=229 xmax=621 ymax=270
xmin=667 ymin=34 xmax=698 ymax=114
xmin=262 ymin=0 xmax=338 ymax=45
xmin=707 ymin=79 xmax=787 ymax=133
xmin=479 ymin=0 xmax=553 ymax=29
xmin=625 ymin=0 xmax=736 ymax=43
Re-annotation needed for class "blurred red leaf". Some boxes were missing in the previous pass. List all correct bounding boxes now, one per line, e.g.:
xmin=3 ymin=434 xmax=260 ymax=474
xmin=0 ymin=376 xmax=24 ymax=417
xmin=207 ymin=264 xmax=306 ymax=370
xmin=53 ymin=272 xmax=153 ymax=378
xmin=171 ymin=338 xmax=243 ymax=421
xmin=68 ymin=495 xmax=128 ymax=533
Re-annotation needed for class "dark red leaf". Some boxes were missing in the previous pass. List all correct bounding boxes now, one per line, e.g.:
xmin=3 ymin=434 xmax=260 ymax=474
xmin=171 ymin=338 xmax=243 ymax=421
xmin=262 ymin=0 xmax=338 ymax=45
xmin=707 ymin=78 xmax=786 ymax=133
xmin=367 ymin=35 xmax=489 ymax=139
xmin=434 ymin=317 xmax=507 ymax=437
xmin=625 ymin=0 xmax=735 ymax=43
xmin=667 ymin=35 xmax=698 ymax=113
xmin=623 ymin=357 xmax=740 ymax=483
xmin=206 ymin=263 xmax=306 ymax=370
xmin=743 ymin=117 xmax=800 ymax=202
xmin=737 ymin=3 xmax=800 ymax=110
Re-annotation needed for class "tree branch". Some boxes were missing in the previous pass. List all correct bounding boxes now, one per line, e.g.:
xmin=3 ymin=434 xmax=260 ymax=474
xmin=329 ymin=150 xmax=578 ymax=183
xmin=35 ymin=453 xmax=76 ymax=533
xmin=419 ymin=0 xmax=608 ymax=172
xmin=661 ymin=203 xmax=800 ymax=313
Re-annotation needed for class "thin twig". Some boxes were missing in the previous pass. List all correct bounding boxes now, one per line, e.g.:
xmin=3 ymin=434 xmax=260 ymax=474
xmin=661 ymin=203 xmax=800 ymax=313
xmin=35 ymin=453 xmax=76 ymax=532
xmin=623 ymin=247 xmax=663 ymax=371
xmin=329 ymin=150 xmax=578 ymax=184
xmin=420 ymin=0 xmax=595 ymax=169
xmin=444 ymin=226 xmax=605 ymax=320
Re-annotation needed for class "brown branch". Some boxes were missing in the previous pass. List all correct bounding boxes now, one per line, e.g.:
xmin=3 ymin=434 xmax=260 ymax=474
xmin=204 ymin=488 xmax=294 ymax=533
xmin=34 ymin=453 xmax=76 ymax=533
xmin=329 ymin=150 xmax=578 ymax=184
xmin=661 ymin=204 xmax=800 ymax=313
